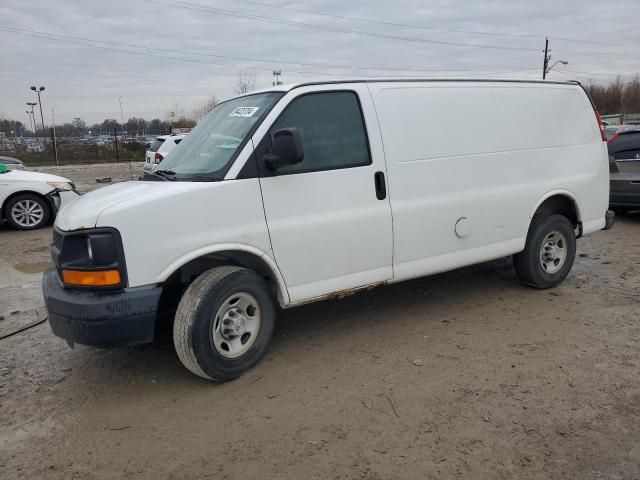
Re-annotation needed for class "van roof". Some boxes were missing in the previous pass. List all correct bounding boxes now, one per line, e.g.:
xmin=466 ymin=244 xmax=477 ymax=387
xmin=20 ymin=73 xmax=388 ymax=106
xmin=249 ymin=78 xmax=580 ymax=95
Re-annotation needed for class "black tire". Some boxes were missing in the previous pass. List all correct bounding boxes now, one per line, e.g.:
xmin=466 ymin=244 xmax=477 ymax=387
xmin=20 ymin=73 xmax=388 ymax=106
xmin=173 ymin=266 xmax=275 ymax=382
xmin=513 ymin=214 xmax=576 ymax=289
xmin=5 ymin=193 xmax=51 ymax=230
xmin=612 ymin=206 xmax=627 ymax=215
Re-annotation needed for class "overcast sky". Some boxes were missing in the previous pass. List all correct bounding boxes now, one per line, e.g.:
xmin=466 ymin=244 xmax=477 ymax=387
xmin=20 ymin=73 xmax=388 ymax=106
xmin=1 ymin=0 xmax=639 ymax=125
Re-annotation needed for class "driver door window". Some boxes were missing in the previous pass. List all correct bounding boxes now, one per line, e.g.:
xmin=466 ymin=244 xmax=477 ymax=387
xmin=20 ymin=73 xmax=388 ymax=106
xmin=267 ymin=91 xmax=371 ymax=174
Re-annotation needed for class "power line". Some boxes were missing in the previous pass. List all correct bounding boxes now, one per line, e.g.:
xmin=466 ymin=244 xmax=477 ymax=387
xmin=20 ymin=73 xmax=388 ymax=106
xmin=0 ymin=25 xmax=328 ymax=76
xmin=553 ymin=69 xmax=637 ymax=84
xmin=225 ymin=0 xmax=542 ymax=40
xmin=223 ymin=0 xmax=627 ymax=48
xmin=145 ymin=0 xmax=541 ymax=53
xmin=0 ymin=25 xmax=539 ymax=76
xmin=147 ymin=0 xmax=640 ymax=61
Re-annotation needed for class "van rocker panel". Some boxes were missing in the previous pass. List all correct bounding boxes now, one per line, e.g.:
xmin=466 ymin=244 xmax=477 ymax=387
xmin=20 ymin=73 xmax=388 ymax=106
xmin=43 ymin=268 xmax=162 ymax=347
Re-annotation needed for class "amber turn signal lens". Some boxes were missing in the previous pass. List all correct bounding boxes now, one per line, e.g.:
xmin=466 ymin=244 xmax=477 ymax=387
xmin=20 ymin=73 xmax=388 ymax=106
xmin=62 ymin=269 xmax=121 ymax=286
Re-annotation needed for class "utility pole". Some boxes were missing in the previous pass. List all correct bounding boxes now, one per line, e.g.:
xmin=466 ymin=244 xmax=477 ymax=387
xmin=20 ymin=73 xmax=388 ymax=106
xmin=542 ymin=37 xmax=549 ymax=80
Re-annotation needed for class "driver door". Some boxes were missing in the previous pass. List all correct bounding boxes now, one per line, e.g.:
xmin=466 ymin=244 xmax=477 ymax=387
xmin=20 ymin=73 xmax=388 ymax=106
xmin=254 ymin=86 xmax=394 ymax=303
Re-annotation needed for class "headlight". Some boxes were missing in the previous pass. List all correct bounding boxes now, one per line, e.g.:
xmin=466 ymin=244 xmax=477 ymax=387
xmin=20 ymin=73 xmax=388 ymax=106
xmin=55 ymin=228 xmax=126 ymax=288
xmin=48 ymin=182 xmax=74 ymax=191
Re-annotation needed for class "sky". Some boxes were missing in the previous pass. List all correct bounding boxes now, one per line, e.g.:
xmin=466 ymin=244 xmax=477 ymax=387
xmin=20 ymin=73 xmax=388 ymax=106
xmin=1 ymin=0 xmax=640 ymax=125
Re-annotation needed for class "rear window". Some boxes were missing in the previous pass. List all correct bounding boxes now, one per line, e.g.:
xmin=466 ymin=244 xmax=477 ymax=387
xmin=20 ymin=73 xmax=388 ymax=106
xmin=608 ymin=131 xmax=640 ymax=156
xmin=149 ymin=139 xmax=165 ymax=152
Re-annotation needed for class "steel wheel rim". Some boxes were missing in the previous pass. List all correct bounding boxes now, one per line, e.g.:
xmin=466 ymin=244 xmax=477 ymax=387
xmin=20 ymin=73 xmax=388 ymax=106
xmin=212 ymin=292 xmax=261 ymax=359
xmin=539 ymin=230 xmax=568 ymax=274
xmin=11 ymin=199 xmax=44 ymax=227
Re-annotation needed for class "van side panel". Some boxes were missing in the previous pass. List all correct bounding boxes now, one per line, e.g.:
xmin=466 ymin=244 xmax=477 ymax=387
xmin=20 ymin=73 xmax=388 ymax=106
xmin=368 ymin=81 xmax=608 ymax=282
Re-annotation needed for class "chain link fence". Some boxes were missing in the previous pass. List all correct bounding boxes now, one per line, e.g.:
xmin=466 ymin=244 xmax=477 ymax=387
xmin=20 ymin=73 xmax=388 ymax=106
xmin=0 ymin=132 xmax=149 ymax=167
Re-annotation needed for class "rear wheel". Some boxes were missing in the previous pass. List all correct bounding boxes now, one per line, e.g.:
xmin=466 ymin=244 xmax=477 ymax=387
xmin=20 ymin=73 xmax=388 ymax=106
xmin=173 ymin=266 xmax=275 ymax=382
xmin=5 ymin=194 xmax=50 ymax=230
xmin=513 ymin=214 xmax=576 ymax=289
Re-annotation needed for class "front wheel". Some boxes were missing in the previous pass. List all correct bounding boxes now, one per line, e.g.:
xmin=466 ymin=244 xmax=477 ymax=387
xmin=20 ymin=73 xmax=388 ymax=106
xmin=513 ymin=214 xmax=576 ymax=289
xmin=173 ymin=266 xmax=275 ymax=382
xmin=6 ymin=194 xmax=51 ymax=230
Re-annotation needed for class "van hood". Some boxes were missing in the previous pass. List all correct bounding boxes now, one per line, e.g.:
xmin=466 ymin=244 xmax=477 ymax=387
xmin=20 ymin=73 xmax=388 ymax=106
xmin=55 ymin=181 xmax=209 ymax=231
xmin=1 ymin=169 xmax=70 ymax=183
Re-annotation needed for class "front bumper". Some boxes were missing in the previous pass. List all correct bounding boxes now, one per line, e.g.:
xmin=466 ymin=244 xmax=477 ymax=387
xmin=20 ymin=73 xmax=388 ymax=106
xmin=47 ymin=189 xmax=80 ymax=215
xmin=43 ymin=268 xmax=162 ymax=348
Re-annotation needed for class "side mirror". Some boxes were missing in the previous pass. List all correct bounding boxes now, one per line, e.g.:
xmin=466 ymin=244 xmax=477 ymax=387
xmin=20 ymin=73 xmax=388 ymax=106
xmin=264 ymin=128 xmax=304 ymax=170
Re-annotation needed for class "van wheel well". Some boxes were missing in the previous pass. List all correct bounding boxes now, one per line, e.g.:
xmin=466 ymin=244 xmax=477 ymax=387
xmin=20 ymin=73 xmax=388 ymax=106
xmin=531 ymin=195 xmax=580 ymax=234
xmin=155 ymin=251 xmax=280 ymax=331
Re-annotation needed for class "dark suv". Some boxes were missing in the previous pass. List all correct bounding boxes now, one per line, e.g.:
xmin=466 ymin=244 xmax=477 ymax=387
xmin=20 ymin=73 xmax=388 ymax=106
xmin=608 ymin=125 xmax=640 ymax=211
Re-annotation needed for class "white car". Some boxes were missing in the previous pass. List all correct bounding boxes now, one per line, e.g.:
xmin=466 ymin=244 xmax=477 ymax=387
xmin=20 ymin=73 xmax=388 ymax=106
xmin=44 ymin=78 xmax=612 ymax=381
xmin=0 ymin=167 xmax=79 ymax=230
xmin=143 ymin=134 xmax=186 ymax=174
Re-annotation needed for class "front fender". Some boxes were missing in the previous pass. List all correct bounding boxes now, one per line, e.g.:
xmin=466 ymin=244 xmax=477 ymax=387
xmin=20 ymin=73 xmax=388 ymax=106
xmin=158 ymin=243 xmax=290 ymax=305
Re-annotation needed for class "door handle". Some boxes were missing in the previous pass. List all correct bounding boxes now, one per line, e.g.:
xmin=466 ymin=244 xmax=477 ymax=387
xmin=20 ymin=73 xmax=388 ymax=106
xmin=374 ymin=171 xmax=386 ymax=200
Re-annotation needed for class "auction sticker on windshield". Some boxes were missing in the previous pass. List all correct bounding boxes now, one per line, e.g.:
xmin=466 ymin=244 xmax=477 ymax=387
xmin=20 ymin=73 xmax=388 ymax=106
xmin=229 ymin=107 xmax=259 ymax=117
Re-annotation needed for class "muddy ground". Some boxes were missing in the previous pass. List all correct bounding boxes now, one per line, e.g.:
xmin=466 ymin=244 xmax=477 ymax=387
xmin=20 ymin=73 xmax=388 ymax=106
xmin=1 ymin=163 xmax=639 ymax=479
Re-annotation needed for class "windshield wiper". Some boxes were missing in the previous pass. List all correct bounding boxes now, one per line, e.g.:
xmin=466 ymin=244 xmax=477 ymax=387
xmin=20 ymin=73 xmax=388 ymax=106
xmin=154 ymin=169 xmax=177 ymax=181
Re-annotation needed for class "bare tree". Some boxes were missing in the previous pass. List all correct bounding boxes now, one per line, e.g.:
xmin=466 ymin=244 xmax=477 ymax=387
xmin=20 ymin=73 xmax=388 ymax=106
xmin=235 ymin=70 xmax=257 ymax=95
xmin=191 ymin=96 xmax=219 ymax=121
xmin=586 ymin=75 xmax=640 ymax=115
xmin=622 ymin=75 xmax=640 ymax=114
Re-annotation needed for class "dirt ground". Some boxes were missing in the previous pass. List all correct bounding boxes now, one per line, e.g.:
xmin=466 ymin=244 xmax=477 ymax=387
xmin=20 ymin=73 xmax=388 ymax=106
xmin=1 ymin=164 xmax=639 ymax=479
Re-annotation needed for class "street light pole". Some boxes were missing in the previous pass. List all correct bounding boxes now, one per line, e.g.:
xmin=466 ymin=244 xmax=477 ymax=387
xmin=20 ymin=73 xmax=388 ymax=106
xmin=30 ymin=86 xmax=46 ymax=138
xmin=26 ymin=102 xmax=38 ymax=140
xmin=545 ymin=60 xmax=569 ymax=76
xmin=118 ymin=97 xmax=125 ymax=134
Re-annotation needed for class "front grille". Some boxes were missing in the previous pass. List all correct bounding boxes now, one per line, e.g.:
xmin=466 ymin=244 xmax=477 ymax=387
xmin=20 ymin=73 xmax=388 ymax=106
xmin=53 ymin=229 xmax=64 ymax=250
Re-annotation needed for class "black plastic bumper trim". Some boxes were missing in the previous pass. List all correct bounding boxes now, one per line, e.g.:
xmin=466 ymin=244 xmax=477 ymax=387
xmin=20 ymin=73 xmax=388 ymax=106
xmin=603 ymin=210 xmax=615 ymax=230
xmin=43 ymin=268 xmax=162 ymax=348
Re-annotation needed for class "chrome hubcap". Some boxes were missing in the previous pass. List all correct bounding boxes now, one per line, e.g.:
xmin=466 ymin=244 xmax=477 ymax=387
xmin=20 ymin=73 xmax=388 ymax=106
xmin=212 ymin=292 xmax=261 ymax=359
xmin=11 ymin=200 xmax=44 ymax=227
xmin=539 ymin=230 xmax=567 ymax=274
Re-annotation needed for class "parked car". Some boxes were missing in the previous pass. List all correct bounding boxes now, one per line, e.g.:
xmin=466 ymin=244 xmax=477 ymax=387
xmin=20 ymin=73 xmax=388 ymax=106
xmin=607 ymin=125 xmax=640 ymax=211
xmin=0 ymin=156 xmax=25 ymax=170
xmin=143 ymin=134 xmax=186 ymax=173
xmin=43 ymin=79 xmax=612 ymax=381
xmin=604 ymin=125 xmax=620 ymax=140
xmin=0 ymin=166 xmax=79 ymax=230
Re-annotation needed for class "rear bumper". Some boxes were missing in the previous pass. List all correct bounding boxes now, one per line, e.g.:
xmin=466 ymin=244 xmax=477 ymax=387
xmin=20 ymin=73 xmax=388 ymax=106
xmin=610 ymin=178 xmax=640 ymax=208
xmin=43 ymin=268 xmax=162 ymax=348
xmin=610 ymin=192 xmax=640 ymax=208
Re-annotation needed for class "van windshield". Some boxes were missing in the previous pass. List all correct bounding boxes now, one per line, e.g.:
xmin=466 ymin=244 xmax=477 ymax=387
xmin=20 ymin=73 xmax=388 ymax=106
xmin=156 ymin=92 xmax=282 ymax=180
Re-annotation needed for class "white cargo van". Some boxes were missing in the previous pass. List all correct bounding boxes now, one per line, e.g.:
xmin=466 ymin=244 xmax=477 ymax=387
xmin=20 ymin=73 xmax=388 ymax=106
xmin=43 ymin=79 xmax=614 ymax=381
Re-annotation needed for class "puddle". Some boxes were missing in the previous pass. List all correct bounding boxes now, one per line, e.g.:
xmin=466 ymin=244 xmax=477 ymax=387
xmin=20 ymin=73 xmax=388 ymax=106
xmin=14 ymin=261 xmax=52 ymax=274
xmin=0 ymin=263 xmax=48 ymax=288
